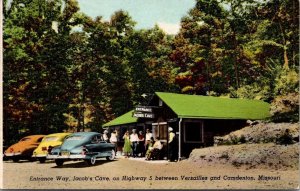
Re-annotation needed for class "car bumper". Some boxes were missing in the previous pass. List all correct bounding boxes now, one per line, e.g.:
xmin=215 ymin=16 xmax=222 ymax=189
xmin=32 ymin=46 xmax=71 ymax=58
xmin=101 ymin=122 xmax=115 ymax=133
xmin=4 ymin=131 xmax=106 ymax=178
xmin=47 ymin=154 xmax=87 ymax=159
xmin=32 ymin=154 xmax=47 ymax=158
xmin=4 ymin=152 xmax=21 ymax=157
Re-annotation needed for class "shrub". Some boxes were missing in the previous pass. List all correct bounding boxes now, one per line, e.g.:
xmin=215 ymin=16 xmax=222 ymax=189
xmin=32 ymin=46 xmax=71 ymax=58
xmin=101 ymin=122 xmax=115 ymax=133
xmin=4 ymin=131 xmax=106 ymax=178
xmin=274 ymin=69 xmax=299 ymax=96
xmin=239 ymin=135 xmax=246 ymax=143
xmin=276 ymin=129 xmax=294 ymax=145
xmin=229 ymin=134 xmax=239 ymax=145
xmin=219 ymin=153 xmax=229 ymax=160
xmin=270 ymin=92 xmax=299 ymax=122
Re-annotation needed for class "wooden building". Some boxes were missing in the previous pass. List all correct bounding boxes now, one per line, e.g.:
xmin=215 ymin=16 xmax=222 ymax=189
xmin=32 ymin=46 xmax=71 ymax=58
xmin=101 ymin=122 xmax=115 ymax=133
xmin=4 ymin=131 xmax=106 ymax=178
xmin=103 ymin=92 xmax=270 ymax=160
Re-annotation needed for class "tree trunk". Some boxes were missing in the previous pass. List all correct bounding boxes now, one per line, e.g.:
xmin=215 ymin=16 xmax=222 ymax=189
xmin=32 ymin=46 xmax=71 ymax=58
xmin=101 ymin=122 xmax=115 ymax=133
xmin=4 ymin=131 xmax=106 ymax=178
xmin=283 ymin=47 xmax=289 ymax=69
xmin=233 ymin=31 xmax=240 ymax=89
xmin=279 ymin=23 xmax=289 ymax=69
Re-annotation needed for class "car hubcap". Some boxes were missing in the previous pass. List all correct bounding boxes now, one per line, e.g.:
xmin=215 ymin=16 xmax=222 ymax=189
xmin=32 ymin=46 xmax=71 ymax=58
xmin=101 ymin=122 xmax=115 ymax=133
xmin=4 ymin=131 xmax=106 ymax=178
xmin=91 ymin=156 xmax=96 ymax=165
xmin=109 ymin=149 xmax=115 ymax=160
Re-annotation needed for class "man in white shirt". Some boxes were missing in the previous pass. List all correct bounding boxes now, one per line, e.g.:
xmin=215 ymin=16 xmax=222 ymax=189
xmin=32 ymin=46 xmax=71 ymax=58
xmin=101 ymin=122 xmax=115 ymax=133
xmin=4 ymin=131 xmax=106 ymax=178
xmin=145 ymin=129 xmax=153 ymax=153
xmin=130 ymin=129 xmax=139 ymax=157
xmin=110 ymin=131 xmax=118 ymax=154
xmin=145 ymin=129 xmax=153 ymax=141
xmin=103 ymin=130 xmax=109 ymax=142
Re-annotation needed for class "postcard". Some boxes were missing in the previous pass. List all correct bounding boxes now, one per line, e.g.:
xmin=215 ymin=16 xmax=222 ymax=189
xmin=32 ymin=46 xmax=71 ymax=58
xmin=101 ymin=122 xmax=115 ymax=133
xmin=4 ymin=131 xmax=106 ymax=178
xmin=2 ymin=0 xmax=299 ymax=190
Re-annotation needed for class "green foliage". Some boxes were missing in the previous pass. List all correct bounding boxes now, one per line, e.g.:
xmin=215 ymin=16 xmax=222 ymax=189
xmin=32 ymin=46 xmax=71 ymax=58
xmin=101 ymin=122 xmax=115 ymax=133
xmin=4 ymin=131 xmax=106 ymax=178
xmin=229 ymin=134 xmax=239 ymax=145
xmin=229 ymin=83 xmax=272 ymax=101
xmin=270 ymin=92 xmax=299 ymax=122
xmin=3 ymin=0 xmax=299 ymax=145
xmin=274 ymin=69 xmax=299 ymax=96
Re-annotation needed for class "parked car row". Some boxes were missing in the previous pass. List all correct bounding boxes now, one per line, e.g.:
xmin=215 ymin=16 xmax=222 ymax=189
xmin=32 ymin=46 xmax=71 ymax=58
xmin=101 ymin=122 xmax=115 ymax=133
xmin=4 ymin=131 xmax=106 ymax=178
xmin=4 ymin=132 xmax=116 ymax=166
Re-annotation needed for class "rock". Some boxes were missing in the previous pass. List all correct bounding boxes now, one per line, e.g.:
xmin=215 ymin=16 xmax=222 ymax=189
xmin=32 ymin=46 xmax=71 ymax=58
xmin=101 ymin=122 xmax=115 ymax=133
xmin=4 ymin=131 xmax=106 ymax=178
xmin=213 ymin=122 xmax=299 ymax=145
xmin=189 ymin=143 xmax=299 ymax=170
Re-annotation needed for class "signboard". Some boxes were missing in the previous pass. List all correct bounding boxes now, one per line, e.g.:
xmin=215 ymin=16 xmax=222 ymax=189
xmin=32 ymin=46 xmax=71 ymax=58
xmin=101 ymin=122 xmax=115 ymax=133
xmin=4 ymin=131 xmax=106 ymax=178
xmin=133 ymin=106 xmax=155 ymax=118
xmin=133 ymin=112 xmax=155 ymax=119
xmin=135 ymin=106 xmax=153 ymax=113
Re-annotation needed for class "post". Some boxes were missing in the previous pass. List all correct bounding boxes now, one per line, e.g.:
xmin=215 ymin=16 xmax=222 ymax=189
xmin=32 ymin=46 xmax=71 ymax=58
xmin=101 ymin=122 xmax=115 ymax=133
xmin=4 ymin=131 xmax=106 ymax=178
xmin=178 ymin=118 xmax=182 ymax=161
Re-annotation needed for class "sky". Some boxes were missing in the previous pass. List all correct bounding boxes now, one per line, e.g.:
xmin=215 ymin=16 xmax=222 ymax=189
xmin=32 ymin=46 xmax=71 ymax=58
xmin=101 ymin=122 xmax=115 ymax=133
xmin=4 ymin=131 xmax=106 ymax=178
xmin=77 ymin=0 xmax=196 ymax=35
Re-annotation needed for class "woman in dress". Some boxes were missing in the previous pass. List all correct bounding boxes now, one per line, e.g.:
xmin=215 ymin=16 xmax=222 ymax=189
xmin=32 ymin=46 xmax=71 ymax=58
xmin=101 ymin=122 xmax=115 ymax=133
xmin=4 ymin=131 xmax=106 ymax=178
xmin=122 ymin=131 xmax=131 ymax=158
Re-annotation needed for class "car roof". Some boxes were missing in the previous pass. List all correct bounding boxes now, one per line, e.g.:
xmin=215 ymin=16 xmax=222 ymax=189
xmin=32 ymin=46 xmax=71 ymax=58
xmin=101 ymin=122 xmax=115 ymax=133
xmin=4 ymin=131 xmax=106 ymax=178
xmin=45 ymin=132 xmax=71 ymax=137
xmin=23 ymin=135 xmax=45 ymax=139
xmin=70 ymin=132 xmax=101 ymax=136
xmin=21 ymin=135 xmax=45 ymax=142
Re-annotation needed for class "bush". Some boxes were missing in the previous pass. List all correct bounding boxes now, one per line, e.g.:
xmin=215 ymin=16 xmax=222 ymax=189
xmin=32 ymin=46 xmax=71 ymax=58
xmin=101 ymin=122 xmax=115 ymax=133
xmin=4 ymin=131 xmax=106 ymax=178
xmin=276 ymin=129 xmax=294 ymax=145
xmin=274 ymin=69 xmax=299 ymax=96
xmin=270 ymin=92 xmax=299 ymax=122
xmin=239 ymin=135 xmax=246 ymax=143
xmin=219 ymin=153 xmax=229 ymax=160
xmin=228 ymin=83 xmax=272 ymax=101
xmin=229 ymin=134 xmax=239 ymax=144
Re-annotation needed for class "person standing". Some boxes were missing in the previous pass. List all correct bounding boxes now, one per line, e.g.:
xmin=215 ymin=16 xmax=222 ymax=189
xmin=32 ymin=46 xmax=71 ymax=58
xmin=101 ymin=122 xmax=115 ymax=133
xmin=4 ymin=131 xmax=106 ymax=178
xmin=110 ymin=130 xmax=118 ymax=154
xmin=130 ymin=129 xmax=139 ymax=157
xmin=138 ymin=131 xmax=145 ymax=157
xmin=103 ymin=130 xmax=109 ymax=142
xmin=122 ymin=131 xmax=131 ymax=158
xmin=168 ymin=127 xmax=178 ymax=162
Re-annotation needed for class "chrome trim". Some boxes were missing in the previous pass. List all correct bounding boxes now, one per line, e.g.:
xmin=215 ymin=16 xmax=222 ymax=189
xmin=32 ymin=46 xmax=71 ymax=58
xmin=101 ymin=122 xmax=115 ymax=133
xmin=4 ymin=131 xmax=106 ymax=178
xmin=5 ymin=152 xmax=21 ymax=156
xmin=32 ymin=154 xmax=47 ymax=158
xmin=46 ymin=154 xmax=86 ymax=159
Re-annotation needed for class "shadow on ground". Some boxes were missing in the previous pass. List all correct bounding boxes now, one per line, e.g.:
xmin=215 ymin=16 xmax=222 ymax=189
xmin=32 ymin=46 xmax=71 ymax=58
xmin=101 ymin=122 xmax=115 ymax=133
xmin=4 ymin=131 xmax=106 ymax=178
xmin=51 ymin=159 xmax=118 ymax=168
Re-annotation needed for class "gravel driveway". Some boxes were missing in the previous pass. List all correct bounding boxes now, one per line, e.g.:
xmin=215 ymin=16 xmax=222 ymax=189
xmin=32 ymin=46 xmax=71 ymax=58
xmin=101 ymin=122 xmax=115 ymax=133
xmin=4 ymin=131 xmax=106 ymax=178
xmin=3 ymin=157 xmax=299 ymax=189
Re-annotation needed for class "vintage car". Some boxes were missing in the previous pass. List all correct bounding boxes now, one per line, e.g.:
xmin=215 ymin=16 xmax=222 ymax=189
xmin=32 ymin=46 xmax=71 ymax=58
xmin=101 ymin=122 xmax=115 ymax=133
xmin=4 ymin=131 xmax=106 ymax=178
xmin=4 ymin=135 xmax=45 ymax=162
xmin=47 ymin=132 xmax=116 ymax=166
xmin=32 ymin=133 xmax=71 ymax=163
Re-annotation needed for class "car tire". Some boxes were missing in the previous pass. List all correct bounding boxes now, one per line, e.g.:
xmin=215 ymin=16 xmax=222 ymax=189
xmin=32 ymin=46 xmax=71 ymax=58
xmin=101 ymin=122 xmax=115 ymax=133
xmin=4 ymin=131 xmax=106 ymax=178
xmin=12 ymin=157 xmax=19 ymax=162
xmin=55 ymin=159 xmax=64 ymax=166
xmin=86 ymin=156 xmax=96 ymax=165
xmin=39 ymin=158 xmax=46 ymax=163
xmin=3 ymin=156 xmax=8 ymax=161
xmin=106 ymin=149 xmax=115 ymax=161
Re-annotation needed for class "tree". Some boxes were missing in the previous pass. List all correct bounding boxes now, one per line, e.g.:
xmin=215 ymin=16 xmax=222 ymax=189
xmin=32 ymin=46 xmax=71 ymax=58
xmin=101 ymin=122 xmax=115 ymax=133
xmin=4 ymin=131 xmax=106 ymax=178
xmin=125 ymin=26 xmax=178 ymax=104
xmin=171 ymin=0 xmax=230 ymax=95
xmin=3 ymin=0 xmax=84 ymax=143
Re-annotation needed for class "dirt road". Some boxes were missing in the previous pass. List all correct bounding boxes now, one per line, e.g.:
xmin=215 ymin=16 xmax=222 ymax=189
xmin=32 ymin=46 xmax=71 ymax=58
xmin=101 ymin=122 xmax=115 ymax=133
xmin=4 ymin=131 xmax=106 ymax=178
xmin=3 ymin=157 xmax=299 ymax=189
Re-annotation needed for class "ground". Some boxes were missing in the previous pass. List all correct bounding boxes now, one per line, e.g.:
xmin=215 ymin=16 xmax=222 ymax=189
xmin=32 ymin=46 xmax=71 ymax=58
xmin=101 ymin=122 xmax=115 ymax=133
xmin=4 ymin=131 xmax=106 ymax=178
xmin=3 ymin=156 xmax=299 ymax=189
xmin=189 ymin=143 xmax=299 ymax=170
xmin=3 ymin=123 xmax=299 ymax=189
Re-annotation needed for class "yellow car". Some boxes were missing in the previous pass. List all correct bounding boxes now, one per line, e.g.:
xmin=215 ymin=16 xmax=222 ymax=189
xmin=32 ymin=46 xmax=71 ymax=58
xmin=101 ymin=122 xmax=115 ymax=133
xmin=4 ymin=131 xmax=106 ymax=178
xmin=32 ymin=133 xmax=70 ymax=163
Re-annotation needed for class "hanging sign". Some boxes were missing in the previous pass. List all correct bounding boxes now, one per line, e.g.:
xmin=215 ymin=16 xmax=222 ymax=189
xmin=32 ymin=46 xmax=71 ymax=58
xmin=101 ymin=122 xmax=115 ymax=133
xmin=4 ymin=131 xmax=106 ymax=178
xmin=133 ymin=112 xmax=155 ymax=119
xmin=135 ymin=106 xmax=153 ymax=113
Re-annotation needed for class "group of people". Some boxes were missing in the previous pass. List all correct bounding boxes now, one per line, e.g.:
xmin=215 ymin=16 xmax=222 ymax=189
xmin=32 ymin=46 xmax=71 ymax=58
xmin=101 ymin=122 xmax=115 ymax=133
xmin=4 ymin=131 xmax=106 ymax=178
xmin=122 ymin=128 xmax=153 ymax=158
xmin=102 ymin=127 xmax=178 ymax=162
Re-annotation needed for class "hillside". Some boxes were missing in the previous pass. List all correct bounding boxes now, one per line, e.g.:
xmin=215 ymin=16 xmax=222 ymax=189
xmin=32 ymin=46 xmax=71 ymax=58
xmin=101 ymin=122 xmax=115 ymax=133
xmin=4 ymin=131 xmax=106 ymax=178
xmin=214 ymin=122 xmax=299 ymax=145
xmin=189 ymin=123 xmax=299 ymax=170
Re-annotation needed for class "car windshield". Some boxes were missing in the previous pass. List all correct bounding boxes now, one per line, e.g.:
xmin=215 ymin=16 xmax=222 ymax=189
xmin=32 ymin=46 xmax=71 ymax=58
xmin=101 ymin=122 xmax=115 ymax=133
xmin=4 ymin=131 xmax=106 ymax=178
xmin=20 ymin=138 xmax=31 ymax=142
xmin=43 ymin=136 xmax=59 ymax=142
xmin=65 ymin=135 xmax=84 ymax=141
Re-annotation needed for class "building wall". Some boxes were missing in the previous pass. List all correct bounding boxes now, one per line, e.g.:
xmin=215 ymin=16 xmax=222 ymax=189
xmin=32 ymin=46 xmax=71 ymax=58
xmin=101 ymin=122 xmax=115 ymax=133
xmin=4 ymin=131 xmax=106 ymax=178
xmin=203 ymin=119 xmax=247 ymax=145
xmin=180 ymin=119 xmax=247 ymax=158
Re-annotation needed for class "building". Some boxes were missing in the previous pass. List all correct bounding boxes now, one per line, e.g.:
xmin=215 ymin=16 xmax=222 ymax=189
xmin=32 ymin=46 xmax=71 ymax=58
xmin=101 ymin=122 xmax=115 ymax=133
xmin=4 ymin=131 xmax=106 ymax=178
xmin=103 ymin=92 xmax=270 ymax=160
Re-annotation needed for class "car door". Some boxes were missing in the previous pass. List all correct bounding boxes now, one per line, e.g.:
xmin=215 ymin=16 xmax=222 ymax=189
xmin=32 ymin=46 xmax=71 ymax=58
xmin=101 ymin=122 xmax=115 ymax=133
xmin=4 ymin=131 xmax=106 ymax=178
xmin=86 ymin=135 xmax=106 ymax=153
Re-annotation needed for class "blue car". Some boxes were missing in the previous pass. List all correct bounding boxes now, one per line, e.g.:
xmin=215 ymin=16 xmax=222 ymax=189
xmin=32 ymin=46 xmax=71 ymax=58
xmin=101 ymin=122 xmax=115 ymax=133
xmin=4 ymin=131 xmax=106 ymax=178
xmin=47 ymin=132 xmax=115 ymax=166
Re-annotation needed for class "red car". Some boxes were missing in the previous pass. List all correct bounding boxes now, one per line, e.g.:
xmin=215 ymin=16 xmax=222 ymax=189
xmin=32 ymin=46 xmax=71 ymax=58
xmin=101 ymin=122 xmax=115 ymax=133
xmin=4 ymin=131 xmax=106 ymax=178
xmin=4 ymin=135 xmax=45 ymax=162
